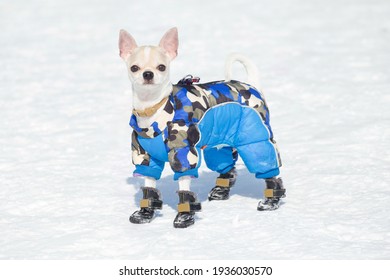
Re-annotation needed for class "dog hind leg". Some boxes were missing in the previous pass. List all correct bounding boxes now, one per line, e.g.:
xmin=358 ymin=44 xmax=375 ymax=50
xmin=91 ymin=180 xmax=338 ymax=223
xmin=204 ymin=147 xmax=238 ymax=201
xmin=257 ymin=177 xmax=286 ymax=211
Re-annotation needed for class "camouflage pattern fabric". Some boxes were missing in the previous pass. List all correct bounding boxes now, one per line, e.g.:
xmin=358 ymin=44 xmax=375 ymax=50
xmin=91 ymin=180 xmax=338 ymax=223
xmin=130 ymin=80 xmax=280 ymax=179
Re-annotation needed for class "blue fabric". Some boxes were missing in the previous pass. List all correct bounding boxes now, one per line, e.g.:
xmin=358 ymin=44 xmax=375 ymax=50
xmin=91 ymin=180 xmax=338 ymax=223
xmin=173 ymin=168 xmax=199 ymax=180
xmin=173 ymin=146 xmax=202 ymax=180
xmin=203 ymin=146 xmax=237 ymax=174
xmin=256 ymin=168 xmax=280 ymax=179
xmin=197 ymin=103 xmax=241 ymax=148
xmin=130 ymin=114 xmax=164 ymax=136
xmin=208 ymin=83 xmax=235 ymax=100
xmin=138 ymin=134 xmax=168 ymax=162
xmin=172 ymin=88 xmax=194 ymax=121
xmin=134 ymin=160 xmax=164 ymax=180
xmin=198 ymin=103 xmax=279 ymax=175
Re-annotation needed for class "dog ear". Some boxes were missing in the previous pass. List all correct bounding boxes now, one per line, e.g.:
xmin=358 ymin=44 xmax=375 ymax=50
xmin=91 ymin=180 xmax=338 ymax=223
xmin=119 ymin=29 xmax=137 ymax=60
xmin=159 ymin=27 xmax=178 ymax=60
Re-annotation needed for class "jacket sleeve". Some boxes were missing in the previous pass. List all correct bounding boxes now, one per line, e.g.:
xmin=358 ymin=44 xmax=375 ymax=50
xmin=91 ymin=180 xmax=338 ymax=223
xmin=131 ymin=131 xmax=164 ymax=180
xmin=165 ymin=118 xmax=201 ymax=180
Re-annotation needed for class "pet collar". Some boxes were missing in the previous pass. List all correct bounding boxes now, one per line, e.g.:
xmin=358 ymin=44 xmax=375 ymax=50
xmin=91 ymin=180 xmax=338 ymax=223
xmin=132 ymin=97 xmax=169 ymax=117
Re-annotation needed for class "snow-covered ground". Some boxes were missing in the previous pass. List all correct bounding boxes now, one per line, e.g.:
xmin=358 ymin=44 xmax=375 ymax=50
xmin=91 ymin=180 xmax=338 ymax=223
xmin=1 ymin=0 xmax=389 ymax=259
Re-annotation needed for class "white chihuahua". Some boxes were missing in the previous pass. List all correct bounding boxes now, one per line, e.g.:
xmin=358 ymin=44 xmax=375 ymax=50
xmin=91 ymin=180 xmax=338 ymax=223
xmin=119 ymin=27 xmax=285 ymax=228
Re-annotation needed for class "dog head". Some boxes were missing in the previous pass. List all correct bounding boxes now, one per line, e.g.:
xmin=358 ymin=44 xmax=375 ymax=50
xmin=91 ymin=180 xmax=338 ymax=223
xmin=119 ymin=27 xmax=178 ymax=102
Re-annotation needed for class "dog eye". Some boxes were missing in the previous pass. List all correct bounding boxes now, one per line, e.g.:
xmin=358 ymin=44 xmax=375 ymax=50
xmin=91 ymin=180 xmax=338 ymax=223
xmin=157 ymin=64 xmax=166 ymax=72
xmin=130 ymin=65 xmax=140 ymax=72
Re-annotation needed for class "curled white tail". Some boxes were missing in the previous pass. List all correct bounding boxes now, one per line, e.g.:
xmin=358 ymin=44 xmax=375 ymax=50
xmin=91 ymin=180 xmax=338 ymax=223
xmin=224 ymin=53 xmax=260 ymax=89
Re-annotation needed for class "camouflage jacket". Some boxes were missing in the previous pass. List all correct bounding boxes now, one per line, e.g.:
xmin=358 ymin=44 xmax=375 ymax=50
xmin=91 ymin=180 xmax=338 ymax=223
xmin=130 ymin=80 xmax=278 ymax=180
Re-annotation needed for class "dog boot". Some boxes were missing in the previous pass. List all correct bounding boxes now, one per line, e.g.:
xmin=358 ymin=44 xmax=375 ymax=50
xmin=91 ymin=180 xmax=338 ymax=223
xmin=173 ymin=191 xmax=201 ymax=228
xmin=208 ymin=167 xmax=237 ymax=201
xmin=257 ymin=177 xmax=286 ymax=211
xmin=129 ymin=187 xmax=163 ymax=224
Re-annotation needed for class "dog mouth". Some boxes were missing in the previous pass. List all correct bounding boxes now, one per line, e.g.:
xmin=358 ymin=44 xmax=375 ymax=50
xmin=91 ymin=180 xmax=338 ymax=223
xmin=143 ymin=80 xmax=155 ymax=85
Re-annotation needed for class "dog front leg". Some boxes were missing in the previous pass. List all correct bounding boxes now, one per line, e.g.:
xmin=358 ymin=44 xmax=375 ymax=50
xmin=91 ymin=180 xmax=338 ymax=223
xmin=144 ymin=176 xmax=157 ymax=188
xmin=129 ymin=176 xmax=162 ymax=224
xmin=174 ymin=176 xmax=201 ymax=228
xmin=178 ymin=175 xmax=191 ymax=191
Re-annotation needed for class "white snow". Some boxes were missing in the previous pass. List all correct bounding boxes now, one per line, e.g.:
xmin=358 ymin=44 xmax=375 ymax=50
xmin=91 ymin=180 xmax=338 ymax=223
xmin=1 ymin=0 xmax=389 ymax=259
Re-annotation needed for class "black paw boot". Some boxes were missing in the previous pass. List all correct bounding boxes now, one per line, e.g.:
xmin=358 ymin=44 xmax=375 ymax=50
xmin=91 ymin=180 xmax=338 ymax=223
xmin=129 ymin=187 xmax=163 ymax=224
xmin=173 ymin=191 xmax=202 ymax=228
xmin=257 ymin=177 xmax=286 ymax=211
xmin=208 ymin=167 xmax=237 ymax=201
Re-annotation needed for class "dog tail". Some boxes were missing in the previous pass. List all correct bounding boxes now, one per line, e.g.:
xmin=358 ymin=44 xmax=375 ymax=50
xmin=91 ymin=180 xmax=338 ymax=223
xmin=224 ymin=53 xmax=260 ymax=89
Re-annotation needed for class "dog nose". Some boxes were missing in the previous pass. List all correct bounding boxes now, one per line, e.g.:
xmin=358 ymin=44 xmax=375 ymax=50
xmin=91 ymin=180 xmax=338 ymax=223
xmin=143 ymin=71 xmax=154 ymax=81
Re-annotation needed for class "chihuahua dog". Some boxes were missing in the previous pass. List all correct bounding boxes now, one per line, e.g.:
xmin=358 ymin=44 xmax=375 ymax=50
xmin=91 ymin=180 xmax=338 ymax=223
xmin=119 ymin=27 xmax=285 ymax=228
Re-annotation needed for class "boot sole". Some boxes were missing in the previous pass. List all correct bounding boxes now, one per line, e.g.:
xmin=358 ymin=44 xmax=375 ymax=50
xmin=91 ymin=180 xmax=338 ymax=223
xmin=129 ymin=211 xmax=155 ymax=224
xmin=173 ymin=220 xmax=195 ymax=228
xmin=257 ymin=204 xmax=280 ymax=211
xmin=129 ymin=216 xmax=154 ymax=224
xmin=208 ymin=195 xmax=230 ymax=201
